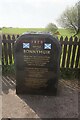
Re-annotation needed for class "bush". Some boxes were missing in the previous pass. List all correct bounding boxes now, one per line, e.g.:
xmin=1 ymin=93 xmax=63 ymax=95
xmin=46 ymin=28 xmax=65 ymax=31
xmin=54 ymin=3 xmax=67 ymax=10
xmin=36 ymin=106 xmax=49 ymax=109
xmin=2 ymin=65 xmax=80 ymax=80
xmin=46 ymin=23 xmax=58 ymax=34
xmin=60 ymin=68 xmax=80 ymax=80
xmin=2 ymin=65 xmax=15 ymax=75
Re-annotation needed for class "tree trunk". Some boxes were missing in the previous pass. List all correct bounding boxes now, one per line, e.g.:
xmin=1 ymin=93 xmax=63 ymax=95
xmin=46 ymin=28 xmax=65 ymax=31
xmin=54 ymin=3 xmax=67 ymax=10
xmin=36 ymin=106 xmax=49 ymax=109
xmin=73 ymin=28 xmax=80 ymax=37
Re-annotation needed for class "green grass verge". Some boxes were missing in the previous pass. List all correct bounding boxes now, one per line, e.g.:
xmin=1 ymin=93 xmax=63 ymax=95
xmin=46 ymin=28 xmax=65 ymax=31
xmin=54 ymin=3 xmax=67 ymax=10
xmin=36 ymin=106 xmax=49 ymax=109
xmin=78 ymin=33 xmax=80 ymax=38
xmin=2 ymin=28 xmax=46 ymax=34
xmin=58 ymin=29 xmax=75 ymax=38
xmin=1 ymin=27 xmax=78 ymax=38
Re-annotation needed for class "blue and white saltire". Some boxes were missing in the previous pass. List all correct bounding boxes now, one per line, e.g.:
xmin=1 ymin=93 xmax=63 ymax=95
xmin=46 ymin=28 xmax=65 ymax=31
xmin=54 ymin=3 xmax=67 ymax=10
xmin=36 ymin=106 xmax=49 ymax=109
xmin=44 ymin=43 xmax=51 ymax=49
xmin=23 ymin=43 xmax=30 ymax=48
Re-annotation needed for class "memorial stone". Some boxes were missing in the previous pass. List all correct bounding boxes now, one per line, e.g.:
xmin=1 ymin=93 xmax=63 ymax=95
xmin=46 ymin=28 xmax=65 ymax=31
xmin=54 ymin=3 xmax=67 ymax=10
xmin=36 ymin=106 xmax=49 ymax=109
xmin=15 ymin=33 xmax=61 ymax=95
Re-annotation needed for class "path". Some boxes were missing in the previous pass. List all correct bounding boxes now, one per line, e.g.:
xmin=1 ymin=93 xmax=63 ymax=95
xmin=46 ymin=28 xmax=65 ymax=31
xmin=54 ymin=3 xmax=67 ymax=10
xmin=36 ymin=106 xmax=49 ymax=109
xmin=1 ymin=76 xmax=79 ymax=118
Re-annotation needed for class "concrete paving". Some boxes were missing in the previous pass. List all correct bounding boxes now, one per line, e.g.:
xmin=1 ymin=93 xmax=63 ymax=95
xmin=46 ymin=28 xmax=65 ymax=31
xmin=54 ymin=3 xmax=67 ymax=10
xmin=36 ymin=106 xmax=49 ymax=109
xmin=2 ymin=76 xmax=79 ymax=118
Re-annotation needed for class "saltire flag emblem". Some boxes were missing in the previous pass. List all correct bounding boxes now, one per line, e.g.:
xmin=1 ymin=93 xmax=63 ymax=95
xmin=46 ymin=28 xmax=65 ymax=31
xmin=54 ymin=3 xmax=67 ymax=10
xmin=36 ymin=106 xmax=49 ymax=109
xmin=23 ymin=43 xmax=30 ymax=48
xmin=44 ymin=43 xmax=51 ymax=49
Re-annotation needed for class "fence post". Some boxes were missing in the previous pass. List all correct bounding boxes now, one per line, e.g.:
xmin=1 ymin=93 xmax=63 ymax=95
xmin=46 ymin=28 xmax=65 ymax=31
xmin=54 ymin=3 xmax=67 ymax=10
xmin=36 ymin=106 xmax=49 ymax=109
xmin=66 ymin=36 xmax=73 ymax=68
xmin=75 ymin=38 xmax=80 ymax=68
xmin=3 ymin=35 xmax=8 ymax=65
xmin=62 ymin=36 xmax=68 ymax=68
xmin=7 ymin=35 xmax=12 ymax=65
xmin=0 ymin=34 xmax=2 ymax=65
xmin=59 ymin=36 xmax=63 ymax=68
xmin=71 ymin=37 xmax=78 ymax=68
xmin=12 ymin=35 xmax=16 ymax=64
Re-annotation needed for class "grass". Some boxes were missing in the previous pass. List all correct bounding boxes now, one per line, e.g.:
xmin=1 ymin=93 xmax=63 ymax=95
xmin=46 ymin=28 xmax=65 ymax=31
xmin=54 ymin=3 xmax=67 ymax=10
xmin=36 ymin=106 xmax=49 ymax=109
xmin=78 ymin=33 xmax=80 ymax=38
xmin=58 ymin=29 xmax=75 ymax=38
xmin=1 ymin=27 xmax=79 ymax=38
xmin=1 ymin=28 xmax=45 ymax=34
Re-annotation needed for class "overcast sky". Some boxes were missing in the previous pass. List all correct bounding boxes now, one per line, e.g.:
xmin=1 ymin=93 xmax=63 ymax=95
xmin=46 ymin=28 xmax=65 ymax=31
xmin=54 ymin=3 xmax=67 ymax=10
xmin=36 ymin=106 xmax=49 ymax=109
xmin=0 ymin=0 xmax=78 ymax=28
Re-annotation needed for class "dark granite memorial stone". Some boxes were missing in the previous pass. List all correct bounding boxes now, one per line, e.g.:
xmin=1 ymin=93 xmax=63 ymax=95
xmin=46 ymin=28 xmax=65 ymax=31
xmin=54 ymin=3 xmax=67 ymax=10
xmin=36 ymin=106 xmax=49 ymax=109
xmin=15 ymin=33 xmax=61 ymax=95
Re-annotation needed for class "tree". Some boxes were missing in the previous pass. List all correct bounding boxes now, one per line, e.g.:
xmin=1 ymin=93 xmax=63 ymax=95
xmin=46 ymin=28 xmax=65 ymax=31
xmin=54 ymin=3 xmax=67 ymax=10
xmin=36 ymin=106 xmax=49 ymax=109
xmin=46 ymin=23 xmax=58 ymax=34
xmin=57 ymin=2 xmax=79 ymax=36
xmin=78 ymin=1 xmax=80 ymax=33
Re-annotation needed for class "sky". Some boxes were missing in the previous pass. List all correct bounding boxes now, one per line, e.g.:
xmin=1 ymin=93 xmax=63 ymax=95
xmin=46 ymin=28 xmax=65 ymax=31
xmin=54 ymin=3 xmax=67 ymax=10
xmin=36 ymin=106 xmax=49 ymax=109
xmin=0 ymin=0 xmax=78 ymax=28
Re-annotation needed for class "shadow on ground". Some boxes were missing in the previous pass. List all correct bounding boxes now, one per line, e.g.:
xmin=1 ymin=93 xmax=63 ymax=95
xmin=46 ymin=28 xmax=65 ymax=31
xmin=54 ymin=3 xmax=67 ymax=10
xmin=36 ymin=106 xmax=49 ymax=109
xmin=2 ymin=75 xmax=79 ymax=118
xmin=2 ymin=76 xmax=16 ymax=94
